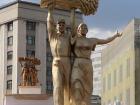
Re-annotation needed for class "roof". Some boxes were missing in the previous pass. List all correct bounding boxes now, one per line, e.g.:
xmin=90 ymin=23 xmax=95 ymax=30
xmin=0 ymin=0 xmax=82 ymax=14
xmin=0 ymin=0 xmax=39 ymax=10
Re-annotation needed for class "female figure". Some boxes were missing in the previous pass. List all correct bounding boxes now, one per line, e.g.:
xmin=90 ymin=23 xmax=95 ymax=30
xmin=30 ymin=66 xmax=39 ymax=86
xmin=70 ymin=23 xmax=122 ymax=105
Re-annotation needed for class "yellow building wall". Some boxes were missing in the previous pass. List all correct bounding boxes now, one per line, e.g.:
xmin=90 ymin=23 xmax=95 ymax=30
xmin=101 ymin=19 xmax=135 ymax=105
xmin=102 ymin=47 xmax=135 ymax=105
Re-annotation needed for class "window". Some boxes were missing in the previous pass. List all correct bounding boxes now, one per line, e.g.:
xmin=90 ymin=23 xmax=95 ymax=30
xmin=94 ymin=77 xmax=99 ymax=81
xmin=7 ymin=36 xmax=13 ymax=46
xmin=7 ymin=22 xmax=13 ymax=31
xmin=126 ymin=58 xmax=130 ymax=77
xmin=7 ymin=51 xmax=13 ymax=60
xmin=135 ymin=24 xmax=140 ymax=33
xmin=7 ymin=80 xmax=12 ymax=89
xmin=114 ymin=70 xmax=117 ymax=87
xmin=26 ymin=21 xmax=36 ymax=30
xmin=115 ymin=100 xmax=121 ymax=105
xmin=26 ymin=36 xmax=35 ymax=45
xmin=102 ymin=102 xmax=106 ymax=105
xmin=47 ymin=53 xmax=53 ymax=62
xmin=94 ymin=64 xmax=101 ymax=68
xmin=108 ymin=100 xmax=111 ymax=105
xmin=108 ymin=73 xmax=111 ymax=90
xmin=7 ymin=65 xmax=12 ymax=75
xmin=26 ymin=50 xmax=35 ymax=57
xmin=103 ymin=77 xmax=106 ymax=93
xmin=119 ymin=93 xmax=123 ymax=102
xmin=114 ymin=96 xmax=117 ymax=102
xmin=46 ymin=38 xmax=50 ymax=47
xmin=66 ymin=26 xmax=71 ymax=34
xmin=47 ymin=67 xmax=52 ymax=76
xmin=66 ymin=26 xmax=71 ymax=32
xmin=92 ymin=57 xmax=101 ymax=62
xmin=46 ymin=81 xmax=53 ymax=91
xmin=119 ymin=65 xmax=123 ymax=82
xmin=126 ymin=88 xmax=130 ymax=105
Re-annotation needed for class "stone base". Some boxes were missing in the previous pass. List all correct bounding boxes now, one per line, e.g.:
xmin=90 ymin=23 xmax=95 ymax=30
xmin=4 ymin=94 xmax=53 ymax=105
xmin=18 ymin=86 xmax=41 ymax=94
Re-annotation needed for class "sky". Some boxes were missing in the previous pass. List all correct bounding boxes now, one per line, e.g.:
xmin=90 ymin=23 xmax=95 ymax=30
xmin=0 ymin=0 xmax=140 ymax=38
xmin=84 ymin=0 xmax=140 ymax=38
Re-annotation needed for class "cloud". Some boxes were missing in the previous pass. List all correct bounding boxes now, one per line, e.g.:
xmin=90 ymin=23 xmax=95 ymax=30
xmin=83 ymin=0 xmax=140 ymax=34
xmin=0 ymin=0 xmax=15 ymax=6
xmin=87 ymin=27 xmax=116 ymax=39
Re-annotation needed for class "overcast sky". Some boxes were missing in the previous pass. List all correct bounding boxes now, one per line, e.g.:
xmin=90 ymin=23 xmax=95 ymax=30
xmin=84 ymin=0 xmax=140 ymax=38
xmin=0 ymin=0 xmax=140 ymax=38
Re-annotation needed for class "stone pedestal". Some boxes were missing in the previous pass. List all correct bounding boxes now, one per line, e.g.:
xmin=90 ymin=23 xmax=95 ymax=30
xmin=4 ymin=94 xmax=53 ymax=105
xmin=4 ymin=86 xmax=54 ymax=105
xmin=18 ymin=86 xmax=41 ymax=94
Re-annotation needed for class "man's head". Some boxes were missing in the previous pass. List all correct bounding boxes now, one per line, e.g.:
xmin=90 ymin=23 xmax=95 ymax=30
xmin=77 ymin=23 xmax=88 ymax=37
xmin=56 ymin=19 xmax=66 ymax=33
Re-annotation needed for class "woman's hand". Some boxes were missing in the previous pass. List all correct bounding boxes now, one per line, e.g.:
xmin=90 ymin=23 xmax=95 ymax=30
xmin=115 ymin=31 xmax=123 ymax=37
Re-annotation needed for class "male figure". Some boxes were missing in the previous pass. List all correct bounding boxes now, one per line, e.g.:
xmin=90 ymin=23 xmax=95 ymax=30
xmin=47 ymin=2 xmax=71 ymax=105
xmin=21 ymin=63 xmax=30 ymax=86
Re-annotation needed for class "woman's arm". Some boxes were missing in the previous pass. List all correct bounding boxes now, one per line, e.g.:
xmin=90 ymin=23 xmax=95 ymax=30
xmin=95 ymin=32 xmax=122 ymax=45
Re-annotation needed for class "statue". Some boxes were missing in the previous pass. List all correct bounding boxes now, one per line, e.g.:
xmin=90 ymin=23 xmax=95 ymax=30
xmin=70 ymin=23 xmax=122 ymax=105
xmin=44 ymin=1 xmax=72 ymax=105
xmin=39 ymin=1 xmax=121 ymax=105
xmin=19 ymin=57 xmax=40 ymax=86
xmin=29 ymin=65 xmax=39 ymax=86
xmin=40 ymin=0 xmax=99 ymax=105
xmin=20 ymin=62 xmax=29 ymax=86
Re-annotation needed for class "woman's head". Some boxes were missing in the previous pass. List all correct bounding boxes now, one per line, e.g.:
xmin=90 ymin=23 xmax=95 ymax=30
xmin=77 ymin=23 xmax=88 ymax=37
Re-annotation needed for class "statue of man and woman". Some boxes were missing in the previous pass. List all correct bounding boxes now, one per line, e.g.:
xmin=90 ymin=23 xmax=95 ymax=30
xmin=45 ymin=1 xmax=122 ymax=105
xmin=19 ymin=57 xmax=39 ymax=86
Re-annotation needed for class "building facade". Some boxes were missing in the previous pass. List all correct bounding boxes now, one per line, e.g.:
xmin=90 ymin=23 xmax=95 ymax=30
xmin=91 ymin=95 xmax=101 ymax=105
xmin=0 ymin=1 xmax=83 ymax=105
xmin=101 ymin=18 xmax=140 ymax=105
xmin=91 ymin=46 xmax=106 ymax=96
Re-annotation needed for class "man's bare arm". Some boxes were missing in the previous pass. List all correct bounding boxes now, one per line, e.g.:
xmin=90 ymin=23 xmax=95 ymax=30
xmin=47 ymin=5 xmax=55 ymax=40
